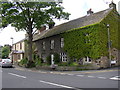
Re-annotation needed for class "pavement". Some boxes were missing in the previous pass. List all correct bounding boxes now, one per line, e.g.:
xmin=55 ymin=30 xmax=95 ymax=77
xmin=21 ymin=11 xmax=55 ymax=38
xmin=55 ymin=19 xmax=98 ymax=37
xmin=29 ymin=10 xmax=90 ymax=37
xmin=13 ymin=65 xmax=120 ymax=81
xmin=13 ymin=64 xmax=120 ymax=75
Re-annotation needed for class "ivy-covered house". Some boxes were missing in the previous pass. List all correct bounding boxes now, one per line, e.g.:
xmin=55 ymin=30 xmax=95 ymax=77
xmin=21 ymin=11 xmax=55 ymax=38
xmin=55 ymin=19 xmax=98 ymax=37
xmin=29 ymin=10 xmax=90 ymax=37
xmin=33 ymin=2 xmax=120 ymax=69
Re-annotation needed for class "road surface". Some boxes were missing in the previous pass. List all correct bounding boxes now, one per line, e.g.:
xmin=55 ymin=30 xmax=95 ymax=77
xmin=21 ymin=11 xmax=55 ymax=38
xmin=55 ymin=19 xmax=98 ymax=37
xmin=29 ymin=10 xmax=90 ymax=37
xmin=1 ymin=66 xmax=120 ymax=90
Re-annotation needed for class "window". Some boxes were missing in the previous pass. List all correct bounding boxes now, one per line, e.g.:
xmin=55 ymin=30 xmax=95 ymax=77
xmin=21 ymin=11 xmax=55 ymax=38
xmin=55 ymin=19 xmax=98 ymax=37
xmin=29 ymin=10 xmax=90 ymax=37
xmin=84 ymin=33 xmax=89 ymax=36
xmin=17 ymin=54 xmax=20 ymax=60
xmin=60 ymin=53 xmax=67 ymax=62
xmin=42 ymin=41 xmax=45 ymax=50
xmin=84 ymin=39 xmax=91 ymax=43
xmin=15 ymin=45 xmax=16 ymax=50
xmin=50 ymin=40 xmax=54 ymax=49
xmin=14 ymin=45 xmax=16 ymax=50
xmin=60 ymin=38 xmax=64 ymax=48
xmin=85 ymin=57 xmax=92 ymax=63
xmin=20 ymin=43 xmax=22 ymax=49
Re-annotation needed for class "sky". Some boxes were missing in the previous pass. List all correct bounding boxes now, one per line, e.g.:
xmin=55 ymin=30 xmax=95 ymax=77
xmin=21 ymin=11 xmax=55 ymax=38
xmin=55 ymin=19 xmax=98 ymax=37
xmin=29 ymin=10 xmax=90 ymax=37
xmin=0 ymin=0 xmax=119 ymax=46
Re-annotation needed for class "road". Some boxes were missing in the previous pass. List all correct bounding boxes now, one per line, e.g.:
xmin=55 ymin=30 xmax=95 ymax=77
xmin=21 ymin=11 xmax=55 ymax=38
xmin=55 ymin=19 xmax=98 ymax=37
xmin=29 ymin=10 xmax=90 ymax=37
xmin=1 ymin=66 xmax=120 ymax=90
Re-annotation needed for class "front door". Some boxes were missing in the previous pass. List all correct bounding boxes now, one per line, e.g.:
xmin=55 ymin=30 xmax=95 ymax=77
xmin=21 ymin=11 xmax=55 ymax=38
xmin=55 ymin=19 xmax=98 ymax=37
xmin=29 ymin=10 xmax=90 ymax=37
xmin=51 ymin=54 xmax=54 ymax=65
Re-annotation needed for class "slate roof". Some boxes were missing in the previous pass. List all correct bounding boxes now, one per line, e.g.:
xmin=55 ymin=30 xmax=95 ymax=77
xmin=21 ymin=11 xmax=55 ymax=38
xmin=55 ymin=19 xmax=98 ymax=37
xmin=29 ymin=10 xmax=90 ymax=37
xmin=33 ymin=8 xmax=113 ymax=41
xmin=13 ymin=38 xmax=26 ymax=45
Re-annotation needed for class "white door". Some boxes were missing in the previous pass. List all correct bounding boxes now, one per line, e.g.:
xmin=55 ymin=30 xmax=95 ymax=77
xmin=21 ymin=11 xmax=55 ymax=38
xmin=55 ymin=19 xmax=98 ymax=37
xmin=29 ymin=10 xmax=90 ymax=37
xmin=51 ymin=54 xmax=54 ymax=65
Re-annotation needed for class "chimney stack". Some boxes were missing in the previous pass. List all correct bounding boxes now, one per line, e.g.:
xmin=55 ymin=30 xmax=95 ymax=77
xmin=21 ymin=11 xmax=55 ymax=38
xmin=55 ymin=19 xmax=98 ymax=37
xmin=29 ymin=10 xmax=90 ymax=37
xmin=38 ymin=26 xmax=46 ymax=34
xmin=87 ymin=8 xmax=94 ymax=15
xmin=109 ymin=1 xmax=116 ymax=10
xmin=49 ymin=22 xmax=55 ymax=29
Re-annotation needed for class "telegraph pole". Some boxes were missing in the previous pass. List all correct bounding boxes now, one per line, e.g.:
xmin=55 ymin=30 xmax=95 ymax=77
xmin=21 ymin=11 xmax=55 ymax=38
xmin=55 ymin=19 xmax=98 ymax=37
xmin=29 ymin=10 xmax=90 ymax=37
xmin=107 ymin=24 xmax=111 ymax=67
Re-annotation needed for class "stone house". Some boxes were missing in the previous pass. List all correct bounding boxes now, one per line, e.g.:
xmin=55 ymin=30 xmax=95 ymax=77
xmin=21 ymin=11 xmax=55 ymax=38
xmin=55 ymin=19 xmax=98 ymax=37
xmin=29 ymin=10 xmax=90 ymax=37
xmin=33 ymin=2 xmax=120 ymax=68
xmin=12 ymin=39 xmax=25 ymax=63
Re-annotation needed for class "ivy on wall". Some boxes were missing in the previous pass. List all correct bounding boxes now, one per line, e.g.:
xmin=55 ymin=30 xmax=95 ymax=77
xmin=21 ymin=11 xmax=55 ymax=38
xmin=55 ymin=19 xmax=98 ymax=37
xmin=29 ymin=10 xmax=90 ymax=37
xmin=61 ymin=9 xmax=120 ymax=60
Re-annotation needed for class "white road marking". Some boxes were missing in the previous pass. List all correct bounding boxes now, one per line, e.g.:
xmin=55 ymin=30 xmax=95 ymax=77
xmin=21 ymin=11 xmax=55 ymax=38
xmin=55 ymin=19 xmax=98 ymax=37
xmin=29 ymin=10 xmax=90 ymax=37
xmin=0 ymin=70 xmax=2 ymax=72
xmin=39 ymin=71 xmax=47 ymax=73
xmin=41 ymin=72 xmax=47 ymax=73
xmin=76 ymin=75 xmax=84 ymax=77
xmin=87 ymin=76 xmax=95 ymax=78
xmin=98 ymin=77 xmax=106 ymax=79
xmin=28 ymin=70 xmax=32 ymax=71
xmin=8 ymin=73 xmax=26 ymax=78
xmin=52 ymin=72 xmax=60 ymax=74
xmin=110 ymin=76 xmax=120 ymax=80
xmin=50 ymin=72 xmax=53 ymax=73
xmin=67 ymin=74 xmax=74 ymax=76
xmin=39 ymin=80 xmax=74 ymax=89
xmin=60 ymin=73 xmax=66 ymax=75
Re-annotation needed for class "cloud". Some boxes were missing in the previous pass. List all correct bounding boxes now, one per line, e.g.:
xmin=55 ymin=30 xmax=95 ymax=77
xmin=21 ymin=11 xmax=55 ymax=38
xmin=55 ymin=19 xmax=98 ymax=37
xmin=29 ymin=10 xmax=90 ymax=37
xmin=0 ymin=25 xmax=25 ymax=46
xmin=0 ymin=0 xmax=119 ymax=45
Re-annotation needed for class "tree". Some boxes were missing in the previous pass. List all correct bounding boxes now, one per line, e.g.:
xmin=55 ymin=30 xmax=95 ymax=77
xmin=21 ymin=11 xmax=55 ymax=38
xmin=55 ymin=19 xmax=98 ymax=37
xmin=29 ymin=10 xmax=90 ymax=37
xmin=2 ymin=46 xmax=10 ymax=59
xmin=1 ymin=1 xmax=70 ymax=67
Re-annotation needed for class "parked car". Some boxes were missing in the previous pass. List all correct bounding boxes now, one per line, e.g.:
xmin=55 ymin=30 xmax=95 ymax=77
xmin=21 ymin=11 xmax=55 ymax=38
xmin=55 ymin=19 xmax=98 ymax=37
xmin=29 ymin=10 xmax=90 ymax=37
xmin=0 ymin=59 xmax=13 ymax=67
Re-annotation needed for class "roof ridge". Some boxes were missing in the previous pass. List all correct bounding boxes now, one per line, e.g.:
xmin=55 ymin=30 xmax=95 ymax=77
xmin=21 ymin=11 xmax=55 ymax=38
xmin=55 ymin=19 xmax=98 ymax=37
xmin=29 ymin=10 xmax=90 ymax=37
xmin=33 ymin=8 xmax=113 ymax=41
xmin=13 ymin=38 xmax=26 ymax=45
xmin=53 ymin=8 xmax=112 ymax=28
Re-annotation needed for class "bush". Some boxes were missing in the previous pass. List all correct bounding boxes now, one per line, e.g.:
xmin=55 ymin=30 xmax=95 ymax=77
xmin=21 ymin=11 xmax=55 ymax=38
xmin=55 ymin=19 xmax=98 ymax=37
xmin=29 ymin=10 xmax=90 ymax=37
xmin=46 ymin=55 xmax=51 ymax=65
xmin=27 ymin=61 xmax=36 ymax=68
xmin=46 ymin=53 xmax=60 ymax=65
xmin=19 ymin=58 xmax=28 ymax=66
xmin=69 ymin=62 xmax=79 ymax=66
xmin=33 ymin=54 xmax=44 ymax=67
xmin=58 ymin=62 xmax=69 ymax=66
xmin=35 ymin=58 xmax=42 ymax=66
xmin=54 ymin=53 xmax=60 ymax=64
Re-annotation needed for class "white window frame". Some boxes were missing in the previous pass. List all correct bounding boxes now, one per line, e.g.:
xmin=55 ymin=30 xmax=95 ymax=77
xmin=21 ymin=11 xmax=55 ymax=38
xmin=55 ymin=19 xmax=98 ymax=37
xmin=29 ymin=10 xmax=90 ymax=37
xmin=42 ymin=41 xmax=45 ymax=50
xmin=85 ymin=56 xmax=92 ymax=63
xmin=60 ymin=38 xmax=64 ymax=48
xmin=50 ymin=40 xmax=54 ymax=49
xmin=60 ymin=53 xmax=67 ymax=62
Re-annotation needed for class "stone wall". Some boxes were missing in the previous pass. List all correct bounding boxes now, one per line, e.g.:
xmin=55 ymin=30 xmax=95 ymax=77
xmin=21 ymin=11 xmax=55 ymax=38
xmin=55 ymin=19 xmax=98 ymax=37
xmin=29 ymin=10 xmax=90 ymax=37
xmin=35 ymin=35 xmax=65 ymax=62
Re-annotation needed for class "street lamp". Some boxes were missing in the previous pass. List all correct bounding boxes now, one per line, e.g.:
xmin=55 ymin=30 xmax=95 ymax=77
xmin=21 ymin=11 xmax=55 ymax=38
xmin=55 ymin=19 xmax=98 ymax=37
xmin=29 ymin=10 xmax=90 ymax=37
xmin=107 ymin=24 xmax=111 ymax=67
xmin=10 ymin=37 xmax=14 ymax=63
xmin=11 ymin=37 xmax=13 ymax=46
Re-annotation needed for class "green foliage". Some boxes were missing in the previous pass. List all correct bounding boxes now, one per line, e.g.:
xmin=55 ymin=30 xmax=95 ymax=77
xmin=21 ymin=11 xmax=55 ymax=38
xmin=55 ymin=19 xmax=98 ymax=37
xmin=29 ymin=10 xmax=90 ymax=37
xmin=54 ymin=53 xmax=60 ymax=64
xmin=19 ymin=58 xmax=36 ymax=68
xmin=58 ymin=62 xmax=69 ymax=66
xmin=69 ymin=62 xmax=79 ymax=66
xmin=62 ymin=9 xmax=120 ymax=60
xmin=1 ymin=2 xmax=70 ymax=31
xmin=62 ymin=23 xmax=101 ymax=60
xmin=19 ymin=58 xmax=28 ymax=66
xmin=2 ymin=46 xmax=10 ymax=59
xmin=101 ymin=10 xmax=120 ymax=50
xmin=34 ymin=55 xmax=43 ymax=66
xmin=46 ymin=55 xmax=51 ymax=65
xmin=1 ymin=2 xmax=70 ymax=67
xmin=46 ymin=53 xmax=60 ymax=65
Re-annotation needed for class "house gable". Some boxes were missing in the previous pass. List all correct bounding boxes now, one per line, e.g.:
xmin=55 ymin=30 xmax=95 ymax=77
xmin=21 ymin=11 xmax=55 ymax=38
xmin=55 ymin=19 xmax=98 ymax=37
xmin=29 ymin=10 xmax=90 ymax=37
xmin=62 ymin=9 xmax=120 ymax=60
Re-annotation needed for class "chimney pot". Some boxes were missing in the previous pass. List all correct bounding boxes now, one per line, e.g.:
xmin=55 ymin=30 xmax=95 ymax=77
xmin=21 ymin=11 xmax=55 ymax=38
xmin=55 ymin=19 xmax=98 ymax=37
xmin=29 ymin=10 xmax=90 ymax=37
xmin=109 ymin=1 xmax=116 ymax=10
xmin=87 ymin=8 xmax=94 ymax=15
xmin=49 ymin=22 xmax=55 ymax=29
